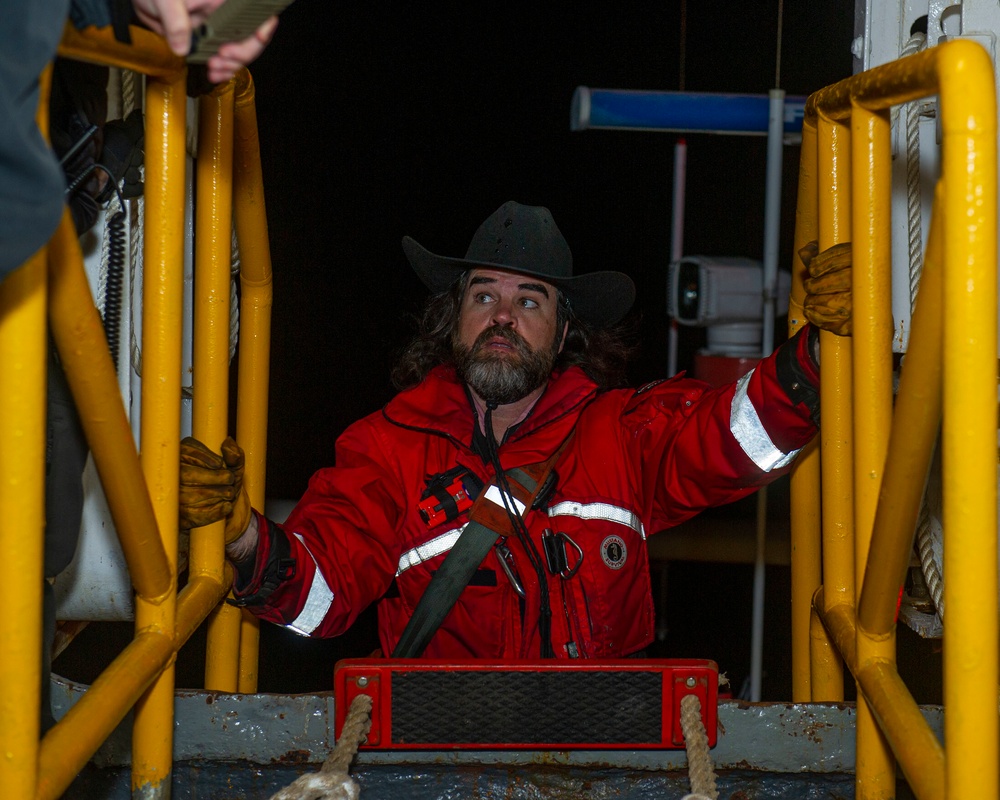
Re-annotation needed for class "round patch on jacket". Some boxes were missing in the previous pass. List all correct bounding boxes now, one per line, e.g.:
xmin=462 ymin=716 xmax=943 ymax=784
xmin=601 ymin=535 xmax=627 ymax=569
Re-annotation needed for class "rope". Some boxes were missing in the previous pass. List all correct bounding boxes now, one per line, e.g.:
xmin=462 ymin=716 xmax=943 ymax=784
xmin=916 ymin=494 xmax=945 ymax=618
xmin=120 ymin=68 xmax=145 ymax=378
xmin=129 ymin=179 xmax=144 ymax=376
xmin=230 ymin=227 xmax=241 ymax=362
xmin=901 ymin=32 xmax=927 ymax=314
xmin=680 ymin=694 xmax=718 ymax=800
xmin=268 ymin=693 xmax=373 ymax=800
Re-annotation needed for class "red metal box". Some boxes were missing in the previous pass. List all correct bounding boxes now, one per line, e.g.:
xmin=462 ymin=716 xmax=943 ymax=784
xmin=333 ymin=658 xmax=718 ymax=750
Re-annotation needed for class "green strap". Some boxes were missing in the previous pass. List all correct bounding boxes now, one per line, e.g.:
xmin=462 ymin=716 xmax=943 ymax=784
xmin=391 ymin=466 xmax=548 ymax=658
xmin=391 ymin=518 xmax=503 ymax=658
xmin=391 ymin=426 xmax=575 ymax=659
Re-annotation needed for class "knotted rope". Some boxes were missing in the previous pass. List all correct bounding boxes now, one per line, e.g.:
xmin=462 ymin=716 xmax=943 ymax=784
xmin=268 ymin=693 xmax=373 ymax=800
xmin=680 ymin=693 xmax=718 ymax=800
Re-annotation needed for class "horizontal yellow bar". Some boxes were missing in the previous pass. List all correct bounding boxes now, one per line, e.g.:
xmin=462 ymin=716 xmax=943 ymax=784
xmin=57 ymin=22 xmax=182 ymax=77
xmin=808 ymin=45 xmax=942 ymax=120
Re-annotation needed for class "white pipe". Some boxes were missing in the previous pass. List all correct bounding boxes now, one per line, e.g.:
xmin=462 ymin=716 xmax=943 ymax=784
xmin=749 ymin=88 xmax=786 ymax=702
xmin=668 ymin=138 xmax=687 ymax=377
xmin=761 ymin=89 xmax=784 ymax=355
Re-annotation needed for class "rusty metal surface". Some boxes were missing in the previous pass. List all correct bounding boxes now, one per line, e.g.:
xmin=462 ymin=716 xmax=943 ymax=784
xmin=52 ymin=675 xmax=944 ymax=776
xmin=65 ymin=763 xmax=867 ymax=799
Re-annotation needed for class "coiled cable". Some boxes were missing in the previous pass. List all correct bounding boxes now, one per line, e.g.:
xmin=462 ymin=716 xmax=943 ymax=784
xmin=65 ymin=162 xmax=128 ymax=371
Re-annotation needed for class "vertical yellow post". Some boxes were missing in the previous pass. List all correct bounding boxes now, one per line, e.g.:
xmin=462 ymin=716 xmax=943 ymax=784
xmin=193 ymin=81 xmax=243 ymax=692
xmin=938 ymin=41 xmax=998 ymax=800
xmin=814 ymin=108 xmax=852 ymax=702
xmin=132 ymin=68 xmax=186 ymax=799
xmin=850 ymin=101 xmax=895 ymax=800
xmin=0 ymin=64 xmax=52 ymax=800
xmin=788 ymin=117 xmax=823 ymax=702
xmin=233 ymin=69 xmax=274 ymax=692
xmin=0 ymin=232 xmax=48 ymax=800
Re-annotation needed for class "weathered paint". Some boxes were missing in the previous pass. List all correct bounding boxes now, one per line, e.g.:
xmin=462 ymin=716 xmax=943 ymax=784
xmin=53 ymin=675 xmax=943 ymax=796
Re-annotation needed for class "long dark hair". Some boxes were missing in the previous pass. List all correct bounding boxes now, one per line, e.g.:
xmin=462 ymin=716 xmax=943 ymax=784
xmin=391 ymin=273 xmax=636 ymax=391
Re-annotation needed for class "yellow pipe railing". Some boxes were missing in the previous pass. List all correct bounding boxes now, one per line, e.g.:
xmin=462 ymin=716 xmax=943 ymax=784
xmin=232 ymin=69 xmax=274 ymax=692
xmin=0 ymin=21 xmax=276 ymax=799
xmin=0 ymin=64 xmax=51 ymax=800
xmin=799 ymin=38 xmax=998 ymax=800
xmin=58 ymin=22 xmax=182 ymax=76
xmin=193 ymin=82 xmax=243 ymax=692
xmin=816 ymin=592 xmax=946 ymax=799
xmin=858 ymin=182 xmax=945 ymax=634
xmin=938 ymin=45 xmax=999 ymax=800
xmin=814 ymin=106 xmax=853 ymax=703
xmin=37 ymin=573 xmax=229 ymax=799
xmin=788 ymin=117 xmax=823 ymax=702
xmin=47 ymin=212 xmax=172 ymax=604
xmin=131 ymin=64 xmax=188 ymax=798
xmin=850 ymin=98 xmax=897 ymax=800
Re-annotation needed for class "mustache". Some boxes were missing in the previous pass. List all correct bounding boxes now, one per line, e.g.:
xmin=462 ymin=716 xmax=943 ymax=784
xmin=471 ymin=325 xmax=530 ymax=355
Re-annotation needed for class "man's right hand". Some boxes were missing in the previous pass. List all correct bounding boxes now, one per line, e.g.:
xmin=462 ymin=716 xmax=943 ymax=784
xmin=131 ymin=0 xmax=279 ymax=83
xmin=179 ymin=436 xmax=252 ymax=543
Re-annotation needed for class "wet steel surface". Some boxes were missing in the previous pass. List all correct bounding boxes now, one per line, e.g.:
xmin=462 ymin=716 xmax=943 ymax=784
xmin=53 ymin=677 xmax=941 ymax=798
xmin=66 ymin=763 xmax=921 ymax=799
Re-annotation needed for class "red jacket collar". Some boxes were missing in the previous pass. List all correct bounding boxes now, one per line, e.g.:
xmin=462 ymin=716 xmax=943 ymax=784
xmin=382 ymin=365 xmax=599 ymax=449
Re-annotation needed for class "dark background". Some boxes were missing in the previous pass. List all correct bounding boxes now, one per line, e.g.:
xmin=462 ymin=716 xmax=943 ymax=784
xmin=61 ymin=2 xmax=944 ymax=701
xmin=240 ymin=1 xmax=870 ymax=698
xmin=250 ymin=1 xmax=857 ymax=500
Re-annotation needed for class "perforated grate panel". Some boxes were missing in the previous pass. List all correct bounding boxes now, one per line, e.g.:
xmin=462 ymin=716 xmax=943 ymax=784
xmin=390 ymin=669 xmax=662 ymax=744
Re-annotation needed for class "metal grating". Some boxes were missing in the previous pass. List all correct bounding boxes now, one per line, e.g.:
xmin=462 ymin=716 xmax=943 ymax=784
xmin=390 ymin=670 xmax=662 ymax=744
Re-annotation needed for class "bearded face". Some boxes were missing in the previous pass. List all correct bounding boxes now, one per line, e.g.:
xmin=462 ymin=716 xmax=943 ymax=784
xmin=452 ymin=323 xmax=561 ymax=405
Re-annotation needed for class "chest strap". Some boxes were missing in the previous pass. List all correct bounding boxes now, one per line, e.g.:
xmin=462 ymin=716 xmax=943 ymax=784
xmin=391 ymin=440 xmax=569 ymax=658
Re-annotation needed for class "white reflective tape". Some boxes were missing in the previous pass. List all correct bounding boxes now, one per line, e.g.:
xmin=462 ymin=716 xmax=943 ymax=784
xmin=395 ymin=525 xmax=466 ymax=576
xmin=287 ymin=532 xmax=335 ymax=636
xmin=484 ymin=484 xmax=526 ymax=515
xmin=730 ymin=370 xmax=801 ymax=472
xmin=548 ymin=500 xmax=646 ymax=540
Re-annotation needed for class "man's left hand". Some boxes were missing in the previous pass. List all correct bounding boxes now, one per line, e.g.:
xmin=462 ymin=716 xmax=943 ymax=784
xmin=799 ymin=241 xmax=852 ymax=336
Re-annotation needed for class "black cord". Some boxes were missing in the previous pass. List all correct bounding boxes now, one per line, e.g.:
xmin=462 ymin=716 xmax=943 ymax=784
xmin=65 ymin=163 xmax=128 ymax=372
xmin=484 ymin=404 xmax=555 ymax=658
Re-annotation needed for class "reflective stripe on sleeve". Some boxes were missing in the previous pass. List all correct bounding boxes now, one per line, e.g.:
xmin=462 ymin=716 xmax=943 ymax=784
xmin=731 ymin=369 xmax=801 ymax=472
xmin=547 ymin=501 xmax=646 ymax=540
xmin=287 ymin=532 xmax=336 ymax=636
xmin=396 ymin=525 xmax=466 ymax=576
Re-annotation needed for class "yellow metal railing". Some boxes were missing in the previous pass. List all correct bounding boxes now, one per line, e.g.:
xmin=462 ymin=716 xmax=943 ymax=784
xmin=0 ymin=24 xmax=273 ymax=800
xmin=789 ymin=39 xmax=997 ymax=800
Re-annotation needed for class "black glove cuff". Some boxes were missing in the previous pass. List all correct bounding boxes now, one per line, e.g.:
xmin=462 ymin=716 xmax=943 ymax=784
xmin=776 ymin=326 xmax=821 ymax=426
xmin=228 ymin=515 xmax=296 ymax=608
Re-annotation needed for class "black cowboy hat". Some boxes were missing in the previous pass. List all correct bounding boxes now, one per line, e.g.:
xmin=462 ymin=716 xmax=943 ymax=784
xmin=402 ymin=201 xmax=636 ymax=327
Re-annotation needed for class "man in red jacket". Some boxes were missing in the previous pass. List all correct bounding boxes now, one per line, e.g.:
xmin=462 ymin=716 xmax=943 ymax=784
xmin=180 ymin=201 xmax=848 ymax=660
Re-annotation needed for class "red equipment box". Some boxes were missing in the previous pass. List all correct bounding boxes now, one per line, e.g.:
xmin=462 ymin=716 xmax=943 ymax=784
xmin=333 ymin=658 xmax=718 ymax=750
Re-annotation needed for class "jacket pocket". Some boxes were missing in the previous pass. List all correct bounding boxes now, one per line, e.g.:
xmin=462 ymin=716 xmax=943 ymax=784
xmin=550 ymin=518 xmax=654 ymax=658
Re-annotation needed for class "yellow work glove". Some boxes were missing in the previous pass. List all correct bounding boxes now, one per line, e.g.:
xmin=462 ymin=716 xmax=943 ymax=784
xmin=799 ymin=241 xmax=852 ymax=336
xmin=179 ymin=436 xmax=252 ymax=543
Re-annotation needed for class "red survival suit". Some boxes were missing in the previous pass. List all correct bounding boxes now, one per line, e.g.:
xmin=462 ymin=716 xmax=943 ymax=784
xmin=231 ymin=327 xmax=820 ymax=659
